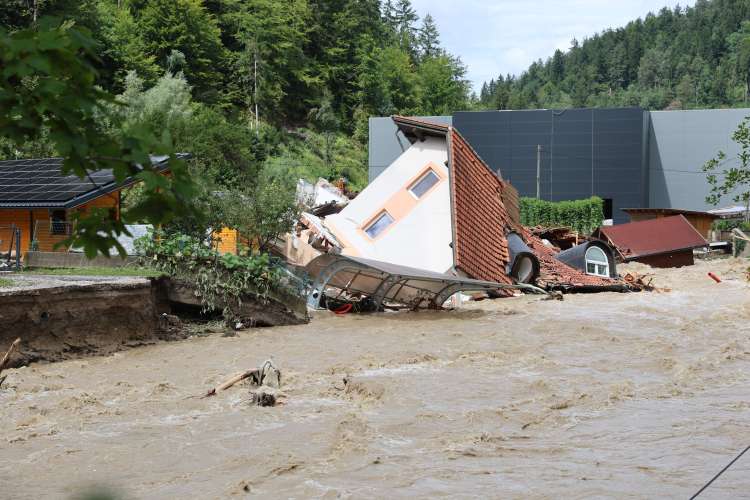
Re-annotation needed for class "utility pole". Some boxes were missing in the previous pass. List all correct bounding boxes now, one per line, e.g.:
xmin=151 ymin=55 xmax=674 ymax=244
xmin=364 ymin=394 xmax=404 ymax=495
xmin=536 ymin=144 xmax=542 ymax=199
xmin=254 ymin=49 xmax=259 ymax=133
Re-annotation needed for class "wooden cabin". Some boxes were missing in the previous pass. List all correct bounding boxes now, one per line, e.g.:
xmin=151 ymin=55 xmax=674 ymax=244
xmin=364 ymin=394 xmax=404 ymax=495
xmin=0 ymin=156 xmax=172 ymax=256
xmin=622 ymin=208 xmax=719 ymax=240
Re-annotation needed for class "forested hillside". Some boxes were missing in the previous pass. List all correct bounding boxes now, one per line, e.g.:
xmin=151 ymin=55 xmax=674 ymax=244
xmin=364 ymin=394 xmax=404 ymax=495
xmin=478 ymin=0 xmax=750 ymax=111
xmin=0 ymin=0 xmax=471 ymax=191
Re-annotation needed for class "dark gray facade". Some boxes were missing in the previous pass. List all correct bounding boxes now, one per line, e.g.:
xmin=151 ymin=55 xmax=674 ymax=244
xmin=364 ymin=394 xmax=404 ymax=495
xmin=453 ymin=108 xmax=647 ymax=223
xmin=369 ymin=108 xmax=750 ymax=223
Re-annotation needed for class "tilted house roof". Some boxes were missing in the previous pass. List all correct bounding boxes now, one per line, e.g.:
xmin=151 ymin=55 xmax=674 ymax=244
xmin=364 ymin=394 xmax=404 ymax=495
xmin=449 ymin=129 xmax=513 ymax=284
xmin=520 ymin=229 xmax=620 ymax=289
xmin=594 ymin=214 xmax=708 ymax=261
xmin=393 ymin=115 xmax=512 ymax=284
xmin=392 ymin=116 xmax=623 ymax=291
xmin=0 ymin=155 xmax=178 ymax=209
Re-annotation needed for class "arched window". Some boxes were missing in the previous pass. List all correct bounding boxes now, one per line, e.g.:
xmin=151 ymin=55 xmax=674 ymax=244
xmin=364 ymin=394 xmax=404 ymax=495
xmin=585 ymin=246 xmax=610 ymax=277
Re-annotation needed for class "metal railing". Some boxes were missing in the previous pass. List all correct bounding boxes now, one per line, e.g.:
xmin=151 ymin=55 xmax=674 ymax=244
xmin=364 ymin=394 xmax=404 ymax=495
xmin=32 ymin=220 xmax=75 ymax=253
xmin=0 ymin=224 xmax=22 ymax=270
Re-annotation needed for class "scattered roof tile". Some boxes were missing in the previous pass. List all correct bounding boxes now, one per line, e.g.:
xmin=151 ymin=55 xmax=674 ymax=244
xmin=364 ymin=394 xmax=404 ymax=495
xmin=521 ymin=228 xmax=617 ymax=289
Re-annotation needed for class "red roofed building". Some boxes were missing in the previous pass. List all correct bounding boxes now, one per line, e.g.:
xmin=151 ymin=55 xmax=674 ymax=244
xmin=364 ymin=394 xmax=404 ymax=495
xmin=593 ymin=214 xmax=708 ymax=268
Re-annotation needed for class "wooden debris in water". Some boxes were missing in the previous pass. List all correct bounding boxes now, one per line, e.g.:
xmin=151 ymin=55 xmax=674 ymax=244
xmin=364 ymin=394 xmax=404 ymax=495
xmin=201 ymin=359 xmax=281 ymax=398
xmin=0 ymin=337 xmax=20 ymax=389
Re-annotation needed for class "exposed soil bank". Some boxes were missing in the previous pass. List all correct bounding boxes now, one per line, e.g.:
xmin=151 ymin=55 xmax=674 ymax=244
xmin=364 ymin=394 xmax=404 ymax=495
xmin=0 ymin=258 xmax=748 ymax=498
xmin=0 ymin=275 xmax=308 ymax=366
xmin=0 ymin=278 xmax=168 ymax=366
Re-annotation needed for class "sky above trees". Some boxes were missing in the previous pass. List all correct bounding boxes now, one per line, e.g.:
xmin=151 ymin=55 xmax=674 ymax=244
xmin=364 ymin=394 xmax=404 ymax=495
xmin=410 ymin=0 xmax=695 ymax=92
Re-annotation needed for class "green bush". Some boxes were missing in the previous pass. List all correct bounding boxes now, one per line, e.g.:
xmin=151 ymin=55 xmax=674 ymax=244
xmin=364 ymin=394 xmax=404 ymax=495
xmin=712 ymin=219 xmax=750 ymax=232
xmin=520 ymin=196 xmax=605 ymax=234
xmin=135 ymin=230 xmax=305 ymax=322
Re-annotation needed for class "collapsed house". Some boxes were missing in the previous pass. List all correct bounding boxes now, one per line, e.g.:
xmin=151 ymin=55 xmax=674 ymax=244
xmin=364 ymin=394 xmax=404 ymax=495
xmin=592 ymin=214 xmax=709 ymax=268
xmin=286 ymin=116 xmax=626 ymax=309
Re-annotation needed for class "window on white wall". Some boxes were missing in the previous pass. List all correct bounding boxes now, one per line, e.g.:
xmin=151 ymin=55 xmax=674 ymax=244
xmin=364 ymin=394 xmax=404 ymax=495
xmin=585 ymin=246 xmax=610 ymax=277
xmin=409 ymin=169 xmax=439 ymax=198
xmin=364 ymin=211 xmax=394 ymax=238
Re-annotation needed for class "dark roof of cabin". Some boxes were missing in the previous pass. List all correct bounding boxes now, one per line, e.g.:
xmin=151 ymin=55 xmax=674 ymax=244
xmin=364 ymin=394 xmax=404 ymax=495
xmin=622 ymin=207 xmax=719 ymax=219
xmin=0 ymin=155 xmax=180 ymax=209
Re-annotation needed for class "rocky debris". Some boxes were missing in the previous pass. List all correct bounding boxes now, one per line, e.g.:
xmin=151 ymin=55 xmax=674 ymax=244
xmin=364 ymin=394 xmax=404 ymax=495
xmin=250 ymin=387 xmax=280 ymax=407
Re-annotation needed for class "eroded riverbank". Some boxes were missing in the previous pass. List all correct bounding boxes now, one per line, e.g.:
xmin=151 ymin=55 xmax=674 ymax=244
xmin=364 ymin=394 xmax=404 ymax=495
xmin=1 ymin=258 xmax=749 ymax=498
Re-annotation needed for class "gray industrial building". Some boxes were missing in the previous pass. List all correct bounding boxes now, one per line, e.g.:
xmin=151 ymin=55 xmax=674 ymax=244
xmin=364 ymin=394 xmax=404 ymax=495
xmin=368 ymin=108 xmax=750 ymax=224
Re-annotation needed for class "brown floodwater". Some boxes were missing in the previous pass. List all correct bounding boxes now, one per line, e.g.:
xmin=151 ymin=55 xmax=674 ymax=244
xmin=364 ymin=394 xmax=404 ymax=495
xmin=1 ymin=258 xmax=749 ymax=499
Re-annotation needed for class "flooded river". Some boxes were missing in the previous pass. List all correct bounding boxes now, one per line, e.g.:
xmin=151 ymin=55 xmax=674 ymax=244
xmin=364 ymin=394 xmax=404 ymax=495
xmin=1 ymin=259 xmax=749 ymax=498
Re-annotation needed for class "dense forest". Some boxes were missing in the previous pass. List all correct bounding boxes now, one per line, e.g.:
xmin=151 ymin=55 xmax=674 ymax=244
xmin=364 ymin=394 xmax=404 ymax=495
xmin=477 ymin=0 xmax=750 ymax=111
xmin=0 ymin=0 xmax=472 ymax=192
xmin=5 ymin=0 xmax=750 ymax=196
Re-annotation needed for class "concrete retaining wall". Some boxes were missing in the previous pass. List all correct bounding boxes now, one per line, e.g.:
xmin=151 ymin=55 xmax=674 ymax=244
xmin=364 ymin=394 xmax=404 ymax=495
xmin=24 ymin=251 xmax=139 ymax=268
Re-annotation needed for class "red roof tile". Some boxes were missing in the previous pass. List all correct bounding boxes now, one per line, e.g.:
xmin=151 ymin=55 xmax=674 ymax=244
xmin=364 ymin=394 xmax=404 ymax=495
xmin=520 ymin=228 xmax=617 ymax=288
xmin=449 ymin=129 xmax=512 ymax=285
xmin=595 ymin=215 xmax=708 ymax=260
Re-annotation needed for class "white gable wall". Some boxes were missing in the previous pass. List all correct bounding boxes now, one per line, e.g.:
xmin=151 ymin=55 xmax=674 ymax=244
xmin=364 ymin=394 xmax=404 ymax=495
xmin=324 ymin=136 xmax=453 ymax=273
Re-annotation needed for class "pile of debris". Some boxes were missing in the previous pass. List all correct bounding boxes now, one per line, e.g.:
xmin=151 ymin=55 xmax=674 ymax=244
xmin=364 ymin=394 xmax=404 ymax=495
xmin=202 ymin=359 xmax=284 ymax=407
xmin=528 ymin=226 xmax=584 ymax=251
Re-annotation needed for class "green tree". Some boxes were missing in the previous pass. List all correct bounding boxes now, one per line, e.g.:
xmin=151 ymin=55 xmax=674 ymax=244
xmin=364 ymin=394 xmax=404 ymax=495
xmin=226 ymin=0 xmax=311 ymax=120
xmin=550 ymin=49 xmax=565 ymax=83
xmin=703 ymin=116 xmax=750 ymax=221
xmin=96 ymin=1 xmax=160 ymax=88
xmin=135 ymin=0 xmax=225 ymax=101
xmin=308 ymin=90 xmax=339 ymax=171
xmin=357 ymin=44 xmax=420 ymax=117
xmin=418 ymin=54 xmax=470 ymax=115
xmin=727 ymin=21 xmax=750 ymax=103
xmin=218 ymin=167 xmax=300 ymax=252
xmin=418 ymin=13 xmax=441 ymax=59
xmin=391 ymin=0 xmax=419 ymax=59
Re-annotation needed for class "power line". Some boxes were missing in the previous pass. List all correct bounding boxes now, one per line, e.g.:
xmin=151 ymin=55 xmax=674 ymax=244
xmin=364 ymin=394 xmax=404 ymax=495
xmin=690 ymin=444 xmax=750 ymax=499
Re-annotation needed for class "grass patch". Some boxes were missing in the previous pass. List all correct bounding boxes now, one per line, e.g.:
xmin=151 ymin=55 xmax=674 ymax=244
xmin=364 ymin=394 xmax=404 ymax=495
xmin=0 ymin=277 xmax=15 ymax=287
xmin=21 ymin=266 xmax=163 ymax=278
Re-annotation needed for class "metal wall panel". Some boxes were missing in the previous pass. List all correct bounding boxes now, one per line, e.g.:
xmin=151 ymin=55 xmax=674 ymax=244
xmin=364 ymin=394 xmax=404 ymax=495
xmin=648 ymin=109 xmax=750 ymax=211
xmin=368 ymin=116 xmax=452 ymax=183
xmin=454 ymin=108 xmax=645 ymax=223
xmin=367 ymin=108 xmax=750 ymax=222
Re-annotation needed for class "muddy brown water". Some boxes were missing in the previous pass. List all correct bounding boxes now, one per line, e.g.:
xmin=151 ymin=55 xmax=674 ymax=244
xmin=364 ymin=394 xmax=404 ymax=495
xmin=1 ymin=259 xmax=749 ymax=498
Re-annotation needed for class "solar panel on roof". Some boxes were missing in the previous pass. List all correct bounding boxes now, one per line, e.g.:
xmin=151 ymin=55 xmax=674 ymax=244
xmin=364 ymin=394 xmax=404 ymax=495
xmin=0 ymin=155 xmax=175 ymax=208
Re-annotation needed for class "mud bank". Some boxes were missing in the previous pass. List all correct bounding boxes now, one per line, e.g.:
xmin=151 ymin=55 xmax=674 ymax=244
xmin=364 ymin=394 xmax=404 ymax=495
xmin=167 ymin=278 xmax=308 ymax=327
xmin=0 ymin=274 xmax=308 ymax=366
xmin=0 ymin=277 xmax=168 ymax=366
xmin=0 ymin=258 xmax=749 ymax=498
